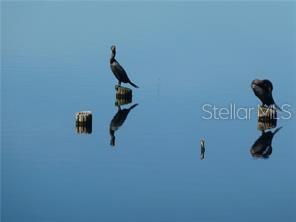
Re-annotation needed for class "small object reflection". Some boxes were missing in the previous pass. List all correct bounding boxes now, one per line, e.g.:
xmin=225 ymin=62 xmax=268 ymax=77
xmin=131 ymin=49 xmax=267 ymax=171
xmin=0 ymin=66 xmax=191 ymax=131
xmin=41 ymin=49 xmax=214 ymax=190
xmin=250 ymin=127 xmax=282 ymax=159
xmin=75 ymin=111 xmax=92 ymax=134
xmin=76 ymin=125 xmax=92 ymax=134
xmin=257 ymin=119 xmax=277 ymax=131
xmin=109 ymin=103 xmax=138 ymax=147
xmin=200 ymin=139 xmax=205 ymax=160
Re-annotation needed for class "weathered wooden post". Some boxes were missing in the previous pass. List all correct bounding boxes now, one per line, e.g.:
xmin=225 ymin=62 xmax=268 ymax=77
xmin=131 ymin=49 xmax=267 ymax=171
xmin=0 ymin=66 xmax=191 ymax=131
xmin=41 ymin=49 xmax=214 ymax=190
xmin=258 ymin=106 xmax=277 ymax=121
xmin=75 ymin=111 xmax=92 ymax=134
xmin=200 ymin=139 xmax=205 ymax=160
xmin=257 ymin=106 xmax=277 ymax=131
xmin=115 ymin=85 xmax=132 ymax=106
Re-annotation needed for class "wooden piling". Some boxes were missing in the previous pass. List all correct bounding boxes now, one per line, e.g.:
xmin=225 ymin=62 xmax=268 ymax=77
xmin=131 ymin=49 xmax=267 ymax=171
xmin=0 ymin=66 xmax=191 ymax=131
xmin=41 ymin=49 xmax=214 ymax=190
xmin=115 ymin=85 xmax=132 ymax=106
xmin=257 ymin=106 xmax=277 ymax=131
xmin=75 ymin=111 xmax=92 ymax=134
xmin=258 ymin=106 xmax=277 ymax=121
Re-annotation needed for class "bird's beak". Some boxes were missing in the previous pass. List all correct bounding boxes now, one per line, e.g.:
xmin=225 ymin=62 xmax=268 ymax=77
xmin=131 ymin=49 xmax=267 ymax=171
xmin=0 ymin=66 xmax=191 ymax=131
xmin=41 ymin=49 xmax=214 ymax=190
xmin=251 ymin=79 xmax=261 ymax=89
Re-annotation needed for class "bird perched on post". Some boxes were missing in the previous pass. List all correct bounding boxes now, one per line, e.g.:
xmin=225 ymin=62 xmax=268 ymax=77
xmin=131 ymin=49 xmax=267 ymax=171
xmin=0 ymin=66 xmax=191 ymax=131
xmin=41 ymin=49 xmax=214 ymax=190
xmin=110 ymin=45 xmax=139 ymax=88
xmin=251 ymin=79 xmax=281 ymax=110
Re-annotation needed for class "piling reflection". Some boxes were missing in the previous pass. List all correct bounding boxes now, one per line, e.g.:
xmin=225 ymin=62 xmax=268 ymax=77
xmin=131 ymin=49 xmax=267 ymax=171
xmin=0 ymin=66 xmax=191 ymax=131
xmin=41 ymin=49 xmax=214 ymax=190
xmin=109 ymin=103 xmax=138 ymax=147
xmin=76 ymin=125 xmax=92 ymax=134
xmin=250 ymin=127 xmax=282 ymax=159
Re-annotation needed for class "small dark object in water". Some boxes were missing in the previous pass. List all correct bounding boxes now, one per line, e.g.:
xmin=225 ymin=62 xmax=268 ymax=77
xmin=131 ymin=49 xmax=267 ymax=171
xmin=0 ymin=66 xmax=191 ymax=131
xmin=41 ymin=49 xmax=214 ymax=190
xmin=110 ymin=45 xmax=139 ymax=88
xmin=251 ymin=79 xmax=281 ymax=110
xmin=200 ymin=139 xmax=205 ymax=160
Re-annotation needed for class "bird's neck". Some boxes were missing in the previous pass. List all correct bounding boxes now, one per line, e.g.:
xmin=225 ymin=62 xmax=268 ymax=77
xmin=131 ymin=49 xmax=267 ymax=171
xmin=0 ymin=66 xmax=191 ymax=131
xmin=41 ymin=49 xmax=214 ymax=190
xmin=110 ymin=52 xmax=116 ymax=63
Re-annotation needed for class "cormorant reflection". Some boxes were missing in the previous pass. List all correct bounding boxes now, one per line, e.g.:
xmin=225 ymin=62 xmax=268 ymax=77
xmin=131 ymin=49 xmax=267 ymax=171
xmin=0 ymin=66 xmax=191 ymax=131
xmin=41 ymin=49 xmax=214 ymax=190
xmin=109 ymin=103 xmax=138 ymax=146
xmin=250 ymin=127 xmax=282 ymax=159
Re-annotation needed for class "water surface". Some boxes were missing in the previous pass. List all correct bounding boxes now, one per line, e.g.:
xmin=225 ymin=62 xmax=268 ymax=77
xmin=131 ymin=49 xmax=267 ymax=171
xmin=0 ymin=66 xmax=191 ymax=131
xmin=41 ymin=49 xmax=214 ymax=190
xmin=2 ymin=2 xmax=296 ymax=222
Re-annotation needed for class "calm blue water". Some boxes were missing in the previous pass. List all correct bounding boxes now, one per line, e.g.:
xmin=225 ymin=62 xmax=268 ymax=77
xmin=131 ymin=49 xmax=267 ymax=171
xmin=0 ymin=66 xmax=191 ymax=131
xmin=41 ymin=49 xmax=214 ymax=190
xmin=2 ymin=2 xmax=296 ymax=222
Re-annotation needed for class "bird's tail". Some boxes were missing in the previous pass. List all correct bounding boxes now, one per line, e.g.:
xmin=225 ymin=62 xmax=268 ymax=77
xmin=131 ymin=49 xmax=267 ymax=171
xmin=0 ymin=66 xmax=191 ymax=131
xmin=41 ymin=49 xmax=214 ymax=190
xmin=129 ymin=81 xmax=139 ymax=88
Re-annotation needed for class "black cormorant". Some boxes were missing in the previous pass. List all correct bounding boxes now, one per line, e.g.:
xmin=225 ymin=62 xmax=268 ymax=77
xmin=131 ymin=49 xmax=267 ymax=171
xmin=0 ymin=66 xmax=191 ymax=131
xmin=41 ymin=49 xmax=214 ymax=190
xmin=110 ymin=45 xmax=139 ymax=88
xmin=109 ymin=103 xmax=138 ymax=146
xmin=251 ymin=79 xmax=281 ymax=110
